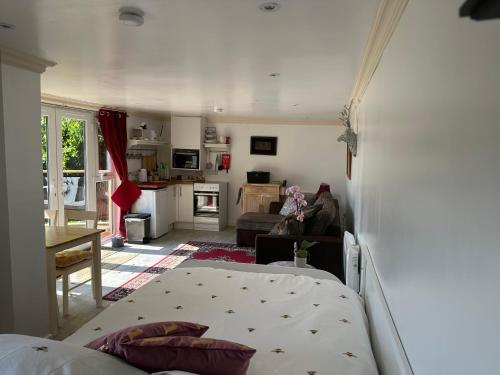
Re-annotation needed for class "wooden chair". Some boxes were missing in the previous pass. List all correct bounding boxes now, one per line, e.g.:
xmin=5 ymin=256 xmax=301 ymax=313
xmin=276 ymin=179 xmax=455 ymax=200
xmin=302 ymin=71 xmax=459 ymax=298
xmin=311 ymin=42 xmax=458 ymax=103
xmin=55 ymin=209 xmax=98 ymax=316
xmin=44 ymin=209 xmax=59 ymax=226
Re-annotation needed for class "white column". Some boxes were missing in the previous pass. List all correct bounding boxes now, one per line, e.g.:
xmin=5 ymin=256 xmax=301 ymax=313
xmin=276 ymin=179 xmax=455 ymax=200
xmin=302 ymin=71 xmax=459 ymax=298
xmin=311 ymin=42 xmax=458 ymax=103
xmin=0 ymin=50 xmax=55 ymax=336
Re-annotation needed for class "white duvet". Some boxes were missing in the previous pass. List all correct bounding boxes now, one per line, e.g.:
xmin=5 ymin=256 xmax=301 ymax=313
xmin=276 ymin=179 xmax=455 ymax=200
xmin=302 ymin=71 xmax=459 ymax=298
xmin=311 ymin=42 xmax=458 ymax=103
xmin=66 ymin=267 xmax=378 ymax=375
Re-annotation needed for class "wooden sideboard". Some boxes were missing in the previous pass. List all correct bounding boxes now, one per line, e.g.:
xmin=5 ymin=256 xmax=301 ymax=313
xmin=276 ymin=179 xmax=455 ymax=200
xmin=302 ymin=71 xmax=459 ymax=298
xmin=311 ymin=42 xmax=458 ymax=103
xmin=242 ymin=183 xmax=281 ymax=213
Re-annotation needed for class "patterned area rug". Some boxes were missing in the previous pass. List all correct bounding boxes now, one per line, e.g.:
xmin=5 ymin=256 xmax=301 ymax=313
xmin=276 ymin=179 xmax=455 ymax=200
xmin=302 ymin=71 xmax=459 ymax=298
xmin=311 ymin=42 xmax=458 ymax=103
xmin=102 ymin=241 xmax=255 ymax=301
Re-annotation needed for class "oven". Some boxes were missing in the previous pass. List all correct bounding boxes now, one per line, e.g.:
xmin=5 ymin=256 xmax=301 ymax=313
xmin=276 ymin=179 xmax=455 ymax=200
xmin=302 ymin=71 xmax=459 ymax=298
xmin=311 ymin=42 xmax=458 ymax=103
xmin=193 ymin=183 xmax=220 ymax=224
xmin=172 ymin=148 xmax=200 ymax=170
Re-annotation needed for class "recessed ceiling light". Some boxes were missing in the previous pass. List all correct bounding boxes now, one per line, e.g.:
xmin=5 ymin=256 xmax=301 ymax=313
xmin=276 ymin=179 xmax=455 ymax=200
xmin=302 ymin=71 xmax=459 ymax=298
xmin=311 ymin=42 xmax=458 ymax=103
xmin=119 ymin=7 xmax=144 ymax=26
xmin=259 ymin=2 xmax=281 ymax=12
xmin=269 ymin=72 xmax=280 ymax=78
xmin=214 ymin=107 xmax=224 ymax=113
xmin=0 ymin=22 xmax=15 ymax=30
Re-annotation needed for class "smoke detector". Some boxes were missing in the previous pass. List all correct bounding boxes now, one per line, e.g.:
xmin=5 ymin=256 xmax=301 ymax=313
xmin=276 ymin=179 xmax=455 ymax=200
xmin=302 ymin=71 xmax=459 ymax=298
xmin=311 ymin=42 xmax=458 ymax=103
xmin=259 ymin=2 xmax=281 ymax=12
xmin=119 ymin=7 xmax=144 ymax=26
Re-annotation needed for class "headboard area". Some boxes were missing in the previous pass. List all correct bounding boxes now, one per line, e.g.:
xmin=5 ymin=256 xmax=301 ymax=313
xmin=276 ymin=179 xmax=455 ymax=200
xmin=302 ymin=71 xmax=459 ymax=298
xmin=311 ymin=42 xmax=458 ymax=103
xmin=359 ymin=245 xmax=414 ymax=375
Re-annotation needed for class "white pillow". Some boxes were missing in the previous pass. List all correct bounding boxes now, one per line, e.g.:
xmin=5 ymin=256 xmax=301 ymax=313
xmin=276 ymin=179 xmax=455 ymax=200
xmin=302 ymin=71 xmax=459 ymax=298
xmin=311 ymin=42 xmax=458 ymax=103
xmin=279 ymin=197 xmax=296 ymax=216
xmin=0 ymin=334 xmax=146 ymax=375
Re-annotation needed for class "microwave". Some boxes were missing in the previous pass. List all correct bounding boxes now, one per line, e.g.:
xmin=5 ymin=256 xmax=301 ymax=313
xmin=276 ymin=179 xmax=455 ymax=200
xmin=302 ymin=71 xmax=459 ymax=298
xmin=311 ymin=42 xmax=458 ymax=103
xmin=172 ymin=148 xmax=200 ymax=170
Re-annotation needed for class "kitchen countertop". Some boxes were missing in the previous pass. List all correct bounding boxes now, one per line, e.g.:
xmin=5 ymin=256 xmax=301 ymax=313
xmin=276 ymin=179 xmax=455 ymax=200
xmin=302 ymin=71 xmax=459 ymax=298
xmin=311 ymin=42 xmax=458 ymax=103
xmin=136 ymin=179 xmax=204 ymax=190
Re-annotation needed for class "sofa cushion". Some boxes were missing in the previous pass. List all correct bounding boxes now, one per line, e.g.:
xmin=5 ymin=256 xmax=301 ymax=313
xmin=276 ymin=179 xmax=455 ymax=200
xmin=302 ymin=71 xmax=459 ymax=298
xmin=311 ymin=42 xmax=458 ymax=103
xmin=113 ymin=336 xmax=256 ymax=375
xmin=269 ymin=204 xmax=322 ymax=236
xmin=236 ymin=213 xmax=283 ymax=231
xmin=85 ymin=322 xmax=209 ymax=353
xmin=56 ymin=248 xmax=92 ymax=268
xmin=269 ymin=213 xmax=304 ymax=236
xmin=304 ymin=193 xmax=317 ymax=206
xmin=279 ymin=193 xmax=317 ymax=216
xmin=278 ymin=197 xmax=296 ymax=216
xmin=305 ymin=192 xmax=337 ymax=235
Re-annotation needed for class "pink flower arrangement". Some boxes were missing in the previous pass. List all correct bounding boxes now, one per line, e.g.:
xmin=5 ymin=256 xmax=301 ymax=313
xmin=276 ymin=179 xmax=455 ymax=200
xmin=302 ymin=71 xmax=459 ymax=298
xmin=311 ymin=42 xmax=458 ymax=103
xmin=286 ymin=185 xmax=307 ymax=222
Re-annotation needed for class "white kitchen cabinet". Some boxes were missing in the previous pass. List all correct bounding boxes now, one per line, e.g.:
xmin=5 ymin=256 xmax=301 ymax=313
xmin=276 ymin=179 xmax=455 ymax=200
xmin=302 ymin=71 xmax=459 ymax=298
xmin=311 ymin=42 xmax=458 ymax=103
xmin=156 ymin=188 xmax=169 ymax=237
xmin=166 ymin=185 xmax=176 ymax=226
xmin=171 ymin=116 xmax=206 ymax=149
xmin=176 ymin=184 xmax=194 ymax=226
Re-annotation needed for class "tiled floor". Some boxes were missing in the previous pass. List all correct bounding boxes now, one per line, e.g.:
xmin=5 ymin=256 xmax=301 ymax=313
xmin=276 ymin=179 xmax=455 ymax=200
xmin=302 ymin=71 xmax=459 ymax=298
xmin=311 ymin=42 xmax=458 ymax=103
xmin=53 ymin=227 xmax=237 ymax=340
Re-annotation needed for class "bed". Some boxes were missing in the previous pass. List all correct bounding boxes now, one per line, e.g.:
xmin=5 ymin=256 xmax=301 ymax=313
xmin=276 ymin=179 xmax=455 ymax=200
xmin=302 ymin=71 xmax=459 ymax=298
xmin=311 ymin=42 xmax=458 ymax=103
xmin=63 ymin=261 xmax=379 ymax=375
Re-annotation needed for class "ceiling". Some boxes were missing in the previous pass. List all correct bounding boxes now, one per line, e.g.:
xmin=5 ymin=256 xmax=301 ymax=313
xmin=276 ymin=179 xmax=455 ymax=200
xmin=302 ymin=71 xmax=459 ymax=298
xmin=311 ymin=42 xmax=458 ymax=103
xmin=0 ymin=0 xmax=377 ymax=120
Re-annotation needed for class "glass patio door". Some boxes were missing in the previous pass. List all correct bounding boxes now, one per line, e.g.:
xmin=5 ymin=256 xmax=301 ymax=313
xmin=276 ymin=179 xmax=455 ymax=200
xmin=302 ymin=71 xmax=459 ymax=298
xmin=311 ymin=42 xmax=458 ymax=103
xmin=41 ymin=105 xmax=113 ymax=236
xmin=57 ymin=110 xmax=94 ymax=214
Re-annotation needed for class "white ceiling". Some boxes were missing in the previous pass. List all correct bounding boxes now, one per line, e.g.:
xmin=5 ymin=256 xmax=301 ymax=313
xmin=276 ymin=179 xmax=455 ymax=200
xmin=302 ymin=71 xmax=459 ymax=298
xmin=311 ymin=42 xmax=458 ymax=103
xmin=0 ymin=0 xmax=377 ymax=120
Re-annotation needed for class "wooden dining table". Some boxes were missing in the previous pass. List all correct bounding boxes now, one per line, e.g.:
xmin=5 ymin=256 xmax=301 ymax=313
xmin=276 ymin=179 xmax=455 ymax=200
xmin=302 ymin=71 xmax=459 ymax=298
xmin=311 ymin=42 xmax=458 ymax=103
xmin=45 ymin=226 xmax=104 ymax=335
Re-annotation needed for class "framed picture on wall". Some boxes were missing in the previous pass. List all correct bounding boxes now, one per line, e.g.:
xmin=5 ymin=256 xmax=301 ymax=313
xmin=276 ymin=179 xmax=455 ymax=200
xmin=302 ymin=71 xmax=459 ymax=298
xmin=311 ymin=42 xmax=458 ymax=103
xmin=250 ymin=136 xmax=278 ymax=155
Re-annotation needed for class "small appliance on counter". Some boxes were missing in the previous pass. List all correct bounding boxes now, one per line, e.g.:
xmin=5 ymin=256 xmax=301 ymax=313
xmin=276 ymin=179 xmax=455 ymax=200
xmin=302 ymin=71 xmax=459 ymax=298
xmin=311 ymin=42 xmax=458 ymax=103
xmin=124 ymin=213 xmax=151 ymax=244
xmin=172 ymin=148 xmax=200 ymax=170
xmin=138 ymin=168 xmax=148 ymax=182
xmin=247 ymin=171 xmax=270 ymax=184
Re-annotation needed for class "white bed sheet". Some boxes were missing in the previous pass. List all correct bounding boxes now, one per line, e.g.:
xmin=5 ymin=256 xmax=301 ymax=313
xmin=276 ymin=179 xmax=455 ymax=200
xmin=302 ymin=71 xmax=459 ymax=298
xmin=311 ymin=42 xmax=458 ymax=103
xmin=178 ymin=259 xmax=342 ymax=282
xmin=66 ymin=265 xmax=377 ymax=375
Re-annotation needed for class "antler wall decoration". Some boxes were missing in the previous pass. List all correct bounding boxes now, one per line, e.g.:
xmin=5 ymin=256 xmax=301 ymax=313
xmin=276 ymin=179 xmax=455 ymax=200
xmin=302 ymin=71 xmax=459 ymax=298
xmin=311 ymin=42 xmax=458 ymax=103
xmin=337 ymin=101 xmax=358 ymax=157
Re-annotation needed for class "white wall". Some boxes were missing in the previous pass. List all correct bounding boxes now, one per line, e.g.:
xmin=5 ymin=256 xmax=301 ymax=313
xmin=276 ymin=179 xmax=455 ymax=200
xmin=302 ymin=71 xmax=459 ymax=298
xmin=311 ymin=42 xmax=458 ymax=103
xmin=0 ymin=63 xmax=48 ymax=335
xmin=347 ymin=2 xmax=500 ymax=374
xmin=205 ymin=122 xmax=347 ymax=225
xmin=0 ymin=63 xmax=14 ymax=332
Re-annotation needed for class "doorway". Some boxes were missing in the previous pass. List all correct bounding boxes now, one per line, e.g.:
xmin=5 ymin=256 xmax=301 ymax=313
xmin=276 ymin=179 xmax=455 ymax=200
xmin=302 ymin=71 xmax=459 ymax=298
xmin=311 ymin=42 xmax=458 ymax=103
xmin=41 ymin=105 xmax=114 ymax=238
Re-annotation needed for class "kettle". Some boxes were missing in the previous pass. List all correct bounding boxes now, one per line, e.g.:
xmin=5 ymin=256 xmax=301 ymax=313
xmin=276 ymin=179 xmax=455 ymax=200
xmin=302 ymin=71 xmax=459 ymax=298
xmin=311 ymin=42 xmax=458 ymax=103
xmin=138 ymin=168 xmax=148 ymax=182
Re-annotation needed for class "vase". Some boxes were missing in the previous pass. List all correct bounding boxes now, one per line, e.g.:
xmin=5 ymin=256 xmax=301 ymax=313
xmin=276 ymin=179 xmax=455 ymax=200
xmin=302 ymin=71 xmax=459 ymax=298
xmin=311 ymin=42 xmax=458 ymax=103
xmin=294 ymin=256 xmax=307 ymax=268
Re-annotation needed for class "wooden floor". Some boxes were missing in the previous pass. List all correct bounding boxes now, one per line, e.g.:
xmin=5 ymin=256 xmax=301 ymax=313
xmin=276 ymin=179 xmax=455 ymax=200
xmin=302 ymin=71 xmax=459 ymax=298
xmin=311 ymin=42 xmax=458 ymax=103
xmin=53 ymin=227 xmax=237 ymax=340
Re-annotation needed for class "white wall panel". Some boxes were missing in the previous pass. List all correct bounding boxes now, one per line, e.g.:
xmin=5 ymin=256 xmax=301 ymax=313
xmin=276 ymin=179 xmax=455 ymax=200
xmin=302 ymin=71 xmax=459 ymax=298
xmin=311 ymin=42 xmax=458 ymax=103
xmin=347 ymin=1 xmax=500 ymax=374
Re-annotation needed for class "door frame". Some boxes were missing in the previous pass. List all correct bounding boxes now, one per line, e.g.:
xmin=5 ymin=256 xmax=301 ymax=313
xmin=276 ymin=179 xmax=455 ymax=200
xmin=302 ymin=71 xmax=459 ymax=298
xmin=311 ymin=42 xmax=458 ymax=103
xmin=41 ymin=106 xmax=59 ymax=214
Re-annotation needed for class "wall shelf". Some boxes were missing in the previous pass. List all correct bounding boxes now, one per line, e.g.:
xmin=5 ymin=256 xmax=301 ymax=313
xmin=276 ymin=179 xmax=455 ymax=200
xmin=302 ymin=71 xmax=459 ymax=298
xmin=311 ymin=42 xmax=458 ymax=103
xmin=203 ymin=143 xmax=231 ymax=150
xmin=128 ymin=139 xmax=168 ymax=150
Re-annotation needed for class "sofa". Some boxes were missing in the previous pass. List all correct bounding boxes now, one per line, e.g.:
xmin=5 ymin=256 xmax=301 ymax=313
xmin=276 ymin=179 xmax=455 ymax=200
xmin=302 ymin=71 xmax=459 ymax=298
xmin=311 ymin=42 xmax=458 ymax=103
xmin=236 ymin=193 xmax=344 ymax=280
xmin=236 ymin=201 xmax=285 ymax=247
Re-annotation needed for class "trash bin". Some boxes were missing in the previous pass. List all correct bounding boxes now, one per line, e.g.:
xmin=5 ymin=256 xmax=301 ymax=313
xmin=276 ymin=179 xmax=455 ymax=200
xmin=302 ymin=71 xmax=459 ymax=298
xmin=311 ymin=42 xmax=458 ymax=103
xmin=124 ymin=213 xmax=151 ymax=244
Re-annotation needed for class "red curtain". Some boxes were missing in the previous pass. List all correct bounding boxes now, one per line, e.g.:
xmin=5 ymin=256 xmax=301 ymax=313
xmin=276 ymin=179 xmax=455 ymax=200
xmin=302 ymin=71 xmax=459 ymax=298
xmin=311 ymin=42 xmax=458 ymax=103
xmin=97 ymin=109 xmax=141 ymax=237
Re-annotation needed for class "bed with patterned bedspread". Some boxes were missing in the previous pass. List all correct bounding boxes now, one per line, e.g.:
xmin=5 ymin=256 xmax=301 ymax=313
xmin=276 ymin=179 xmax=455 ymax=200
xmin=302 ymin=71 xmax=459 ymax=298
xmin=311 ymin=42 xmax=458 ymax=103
xmin=64 ymin=262 xmax=378 ymax=375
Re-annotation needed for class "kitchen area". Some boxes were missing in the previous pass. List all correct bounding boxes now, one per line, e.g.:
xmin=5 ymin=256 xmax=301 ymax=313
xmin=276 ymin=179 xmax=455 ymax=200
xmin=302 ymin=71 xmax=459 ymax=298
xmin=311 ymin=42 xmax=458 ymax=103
xmin=125 ymin=116 xmax=230 ymax=241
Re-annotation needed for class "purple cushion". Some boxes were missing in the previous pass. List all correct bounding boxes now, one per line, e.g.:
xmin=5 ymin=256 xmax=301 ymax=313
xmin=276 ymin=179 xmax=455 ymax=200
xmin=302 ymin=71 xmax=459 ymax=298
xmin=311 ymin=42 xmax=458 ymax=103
xmin=119 ymin=336 xmax=256 ymax=375
xmin=85 ymin=321 xmax=209 ymax=352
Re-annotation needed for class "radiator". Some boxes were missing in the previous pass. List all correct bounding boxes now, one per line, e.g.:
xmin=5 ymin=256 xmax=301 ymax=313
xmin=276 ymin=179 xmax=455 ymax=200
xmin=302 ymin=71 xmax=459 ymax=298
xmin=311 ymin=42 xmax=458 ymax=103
xmin=343 ymin=231 xmax=360 ymax=293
